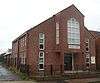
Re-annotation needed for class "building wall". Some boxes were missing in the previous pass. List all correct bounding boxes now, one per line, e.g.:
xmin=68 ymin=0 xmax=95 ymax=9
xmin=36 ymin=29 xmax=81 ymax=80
xmin=90 ymin=31 xmax=100 ymax=70
xmin=27 ymin=17 xmax=56 ymax=73
xmin=12 ymin=5 xmax=96 ymax=75
xmin=95 ymin=37 xmax=100 ymax=70
xmin=55 ymin=5 xmax=85 ymax=69
xmin=12 ymin=34 xmax=27 ymax=69
xmin=12 ymin=40 xmax=19 ymax=67
xmin=84 ymin=28 xmax=96 ymax=70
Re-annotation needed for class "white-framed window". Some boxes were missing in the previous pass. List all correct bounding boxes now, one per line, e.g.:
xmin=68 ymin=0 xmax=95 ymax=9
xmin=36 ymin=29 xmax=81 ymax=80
xmin=56 ymin=22 xmax=59 ymax=44
xmin=14 ymin=54 xmax=17 ymax=66
xmin=67 ymin=18 xmax=80 ymax=49
xmin=85 ymin=53 xmax=90 ymax=68
xmin=39 ymin=33 xmax=45 ymax=50
xmin=85 ymin=39 xmax=89 ymax=52
xmin=24 ymin=36 xmax=26 ymax=46
xmin=91 ymin=56 xmax=95 ymax=64
xmin=20 ymin=53 xmax=26 ymax=64
xmin=86 ymin=53 xmax=90 ymax=58
xmin=38 ymin=51 xmax=44 ymax=70
xmin=86 ymin=63 xmax=90 ymax=68
xmin=21 ymin=57 xmax=26 ymax=64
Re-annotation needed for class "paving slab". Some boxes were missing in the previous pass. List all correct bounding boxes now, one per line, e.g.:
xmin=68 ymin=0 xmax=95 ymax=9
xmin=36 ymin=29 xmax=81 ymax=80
xmin=0 ymin=81 xmax=58 ymax=83
xmin=0 ymin=81 xmax=36 ymax=83
xmin=67 ymin=78 xmax=100 ymax=83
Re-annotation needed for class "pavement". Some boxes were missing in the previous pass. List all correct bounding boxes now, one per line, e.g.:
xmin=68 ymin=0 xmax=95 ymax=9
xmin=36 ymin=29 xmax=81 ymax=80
xmin=67 ymin=78 xmax=100 ymax=83
xmin=0 ymin=81 xmax=58 ymax=83
xmin=0 ymin=65 xmax=100 ymax=83
xmin=0 ymin=65 xmax=21 ymax=80
xmin=0 ymin=78 xmax=99 ymax=83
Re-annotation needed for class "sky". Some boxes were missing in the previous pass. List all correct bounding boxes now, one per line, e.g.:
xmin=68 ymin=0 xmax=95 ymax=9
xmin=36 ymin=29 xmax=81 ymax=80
xmin=0 ymin=0 xmax=100 ymax=53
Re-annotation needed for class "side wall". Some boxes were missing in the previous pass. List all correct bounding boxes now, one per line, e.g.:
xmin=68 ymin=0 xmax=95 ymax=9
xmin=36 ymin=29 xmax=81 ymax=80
xmin=95 ymin=37 xmax=100 ymax=70
xmin=27 ymin=17 xmax=56 ymax=74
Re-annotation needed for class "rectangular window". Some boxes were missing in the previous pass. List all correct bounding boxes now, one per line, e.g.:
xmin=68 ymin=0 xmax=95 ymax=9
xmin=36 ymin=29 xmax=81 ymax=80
xmin=67 ymin=18 xmax=80 ymax=49
xmin=20 ymin=53 xmax=26 ymax=64
xmin=24 ymin=36 xmax=26 ymax=46
xmin=39 ymin=52 xmax=44 ymax=70
xmin=21 ymin=57 xmax=26 ymax=64
xmin=39 ymin=44 xmax=44 ymax=49
xmin=91 ymin=56 xmax=95 ymax=64
xmin=56 ymin=22 xmax=59 ymax=44
xmin=85 ymin=53 xmax=90 ymax=68
xmin=68 ymin=45 xmax=80 ymax=49
xmin=39 ymin=33 xmax=44 ymax=39
xmin=86 ymin=63 xmax=90 ymax=68
xmin=85 ymin=39 xmax=89 ymax=53
xmin=86 ymin=53 xmax=90 ymax=58
xmin=39 ymin=39 xmax=44 ymax=43
xmin=39 ymin=33 xmax=45 ymax=50
xmin=86 ymin=58 xmax=90 ymax=63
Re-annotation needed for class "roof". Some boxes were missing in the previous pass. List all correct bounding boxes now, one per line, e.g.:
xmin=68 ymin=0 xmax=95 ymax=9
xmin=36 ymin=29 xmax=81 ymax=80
xmin=3 ymin=49 xmax=12 ymax=56
xmin=56 ymin=4 xmax=84 ymax=17
xmin=84 ymin=27 xmax=96 ymax=39
xmin=89 ymin=30 xmax=100 ymax=38
xmin=12 ymin=32 xmax=27 ymax=43
xmin=28 ymin=4 xmax=84 ymax=32
xmin=12 ymin=4 xmax=84 ymax=42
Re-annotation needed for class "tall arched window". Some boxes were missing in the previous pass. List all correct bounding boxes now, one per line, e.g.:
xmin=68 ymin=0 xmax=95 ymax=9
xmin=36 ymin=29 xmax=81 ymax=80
xmin=67 ymin=18 xmax=80 ymax=49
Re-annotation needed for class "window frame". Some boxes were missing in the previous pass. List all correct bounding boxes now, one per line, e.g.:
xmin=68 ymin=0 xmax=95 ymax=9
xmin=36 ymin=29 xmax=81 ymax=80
xmin=38 ymin=51 xmax=44 ymax=70
xmin=67 ymin=18 xmax=80 ymax=49
xmin=39 ymin=33 xmax=45 ymax=50
xmin=56 ymin=22 xmax=60 ymax=44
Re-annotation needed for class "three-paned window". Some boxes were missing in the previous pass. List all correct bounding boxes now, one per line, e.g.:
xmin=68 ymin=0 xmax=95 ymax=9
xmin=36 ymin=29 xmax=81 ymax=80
xmin=39 ymin=51 xmax=44 ymax=70
xmin=39 ymin=33 xmax=45 ymax=50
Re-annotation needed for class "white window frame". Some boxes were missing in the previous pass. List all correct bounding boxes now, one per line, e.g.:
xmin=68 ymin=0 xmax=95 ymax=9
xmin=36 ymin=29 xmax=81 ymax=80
xmin=85 ymin=53 xmax=90 ymax=68
xmin=85 ymin=39 xmax=89 ymax=52
xmin=20 ymin=53 xmax=26 ymax=65
xmin=39 ymin=33 xmax=45 ymax=50
xmin=56 ymin=22 xmax=59 ymax=44
xmin=24 ymin=36 xmax=26 ymax=46
xmin=38 ymin=51 xmax=44 ymax=70
xmin=67 ymin=18 xmax=80 ymax=49
xmin=91 ymin=56 xmax=95 ymax=64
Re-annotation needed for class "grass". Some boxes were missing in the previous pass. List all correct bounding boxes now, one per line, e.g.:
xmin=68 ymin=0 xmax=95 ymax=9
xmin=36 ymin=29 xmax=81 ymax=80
xmin=9 ymin=67 xmax=29 ymax=80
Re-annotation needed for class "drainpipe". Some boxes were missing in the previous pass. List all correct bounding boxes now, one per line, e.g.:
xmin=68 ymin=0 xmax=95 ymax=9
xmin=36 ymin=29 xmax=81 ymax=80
xmin=72 ymin=53 xmax=74 ymax=71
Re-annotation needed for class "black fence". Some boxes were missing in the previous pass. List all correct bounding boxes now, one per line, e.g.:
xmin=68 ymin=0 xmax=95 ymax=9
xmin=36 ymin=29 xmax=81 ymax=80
xmin=42 ymin=65 xmax=64 ymax=76
xmin=3 ymin=57 xmax=96 ymax=76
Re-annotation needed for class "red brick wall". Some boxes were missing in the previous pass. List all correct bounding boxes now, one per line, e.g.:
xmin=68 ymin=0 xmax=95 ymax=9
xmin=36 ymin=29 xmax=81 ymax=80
xmin=84 ymin=28 xmax=96 ymax=70
xmin=12 ymin=34 xmax=27 ymax=68
xmin=26 ymin=5 xmax=96 ymax=74
xmin=90 ymin=31 xmax=100 ymax=70
xmin=12 ymin=5 xmax=96 ymax=74
xmin=55 ymin=5 xmax=85 ymax=68
xmin=95 ymin=37 xmax=100 ymax=70
xmin=27 ymin=17 xmax=56 ymax=73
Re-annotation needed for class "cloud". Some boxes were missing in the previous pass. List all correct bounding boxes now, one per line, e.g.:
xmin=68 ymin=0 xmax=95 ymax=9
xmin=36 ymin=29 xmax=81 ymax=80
xmin=0 ymin=0 xmax=100 ymax=53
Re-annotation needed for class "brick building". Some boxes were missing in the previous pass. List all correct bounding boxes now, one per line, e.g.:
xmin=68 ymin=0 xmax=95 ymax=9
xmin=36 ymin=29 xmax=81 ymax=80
xmin=90 ymin=31 xmax=100 ymax=70
xmin=11 ymin=5 xmax=96 ymax=75
xmin=3 ymin=49 xmax=12 ymax=66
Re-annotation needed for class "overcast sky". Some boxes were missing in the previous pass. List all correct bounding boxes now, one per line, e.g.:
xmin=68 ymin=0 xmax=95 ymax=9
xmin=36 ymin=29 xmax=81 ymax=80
xmin=0 ymin=0 xmax=100 ymax=53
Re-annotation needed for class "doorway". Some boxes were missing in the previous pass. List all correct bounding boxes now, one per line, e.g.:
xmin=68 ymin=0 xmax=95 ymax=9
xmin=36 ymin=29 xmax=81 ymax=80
xmin=64 ymin=53 xmax=73 ymax=70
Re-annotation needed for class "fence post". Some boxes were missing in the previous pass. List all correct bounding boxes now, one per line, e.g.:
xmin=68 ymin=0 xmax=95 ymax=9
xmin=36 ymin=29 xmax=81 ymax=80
xmin=50 ymin=65 xmax=53 ymax=76
xmin=60 ymin=65 xmax=62 ymax=75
